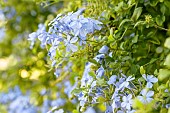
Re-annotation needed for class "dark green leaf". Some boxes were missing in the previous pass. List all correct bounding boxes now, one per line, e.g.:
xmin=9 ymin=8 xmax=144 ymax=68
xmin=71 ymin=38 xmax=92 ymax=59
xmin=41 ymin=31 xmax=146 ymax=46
xmin=131 ymin=7 xmax=143 ymax=21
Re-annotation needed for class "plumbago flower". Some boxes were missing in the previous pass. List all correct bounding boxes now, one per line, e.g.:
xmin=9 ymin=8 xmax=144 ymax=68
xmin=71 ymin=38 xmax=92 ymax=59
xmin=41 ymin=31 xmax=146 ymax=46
xmin=96 ymin=66 xmax=105 ymax=78
xmin=28 ymin=9 xmax=102 ymax=69
xmin=137 ymin=89 xmax=154 ymax=104
xmin=142 ymin=74 xmax=158 ymax=88
xmin=121 ymin=94 xmax=133 ymax=110
xmin=64 ymin=35 xmax=78 ymax=52
xmin=0 ymin=86 xmax=38 ymax=113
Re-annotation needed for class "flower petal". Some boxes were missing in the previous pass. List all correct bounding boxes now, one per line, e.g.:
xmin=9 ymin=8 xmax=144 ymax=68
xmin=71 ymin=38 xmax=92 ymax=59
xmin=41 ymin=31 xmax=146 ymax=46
xmin=99 ymin=45 xmax=109 ymax=54
xmin=146 ymin=82 xmax=153 ymax=88
xmin=141 ymin=89 xmax=147 ymax=96
xmin=70 ymin=37 xmax=78 ymax=43
xmin=69 ymin=44 xmax=78 ymax=52
xmin=146 ymin=97 xmax=153 ymax=103
xmin=146 ymin=91 xmax=154 ymax=97
xmin=142 ymin=74 xmax=147 ymax=81
xmin=150 ymin=77 xmax=158 ymax=83
xmin=121 ymin=102 xmax=126 ymax=108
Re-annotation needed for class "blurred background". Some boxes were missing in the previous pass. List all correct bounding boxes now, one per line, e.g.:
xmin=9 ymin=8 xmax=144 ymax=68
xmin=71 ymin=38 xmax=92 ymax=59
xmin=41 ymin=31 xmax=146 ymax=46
xmin=0 ymin=0 xmax=88 ymax=113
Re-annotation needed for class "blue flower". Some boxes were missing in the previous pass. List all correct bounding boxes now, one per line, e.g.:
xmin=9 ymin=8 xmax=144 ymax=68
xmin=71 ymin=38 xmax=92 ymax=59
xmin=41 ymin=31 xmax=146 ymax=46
xmin=77 ymin=92 xmax=87 ymax=106
xmin=99 ymin=45 xmax=109 ymax=54
xmin=81 ymin=62 xmax=94 ymax=87
xmin=38 ymin=31 xmax=49 ymax=48
xmin=0 ymin=28 xmax=6 ymax=42
xmin=28 ymin=24 xmax=46 ymax=48
xmin=84 ymin=107 xmax=96 ymax=113
xmin=48 ymin=46 xmax=57 ymax=60
xmin=54 ymin=68 xmax=62 ymax=78
xmin=105 ymin=106 xmax=113 ymax=113
xmin=94 ymin=54 xmax=105 ymax=63
xmin=137 ymin=89 xmax=154 ymax=104
xmin=166 ymin=104 xmax=170 ymax=109
xmin=121 ymin=94 xmax=133 ymax=110
xmin=51 ymin=98 xmax=66 ymax=108
xmin=28 ymin=32 xmax=37 ymax=48
xmin=107 ymin=75 xmax=117 ymax=85
xmin=69 ymin=15 xmax=89 ymax=40
xmin=86 ymin=18 xmax=102 ymax=33
xmin=119 ymin=76 xmax=135 ymax=90
xmin=64 ymin=35 xmax=78 ymax=52
xmin=142 ymin=74 xmax=158 ymax=88
xmin=96 ymin=66 xmax=105 ymax=78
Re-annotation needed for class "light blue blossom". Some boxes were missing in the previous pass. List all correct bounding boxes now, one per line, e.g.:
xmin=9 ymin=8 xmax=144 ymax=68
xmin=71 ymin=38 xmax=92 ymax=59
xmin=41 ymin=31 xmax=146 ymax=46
xmin=51 ymin=98 xmax=66 ymax=108
xmin=99 ymin=45 xmax=109 ymax=54
xmin=54 ymin=109 xmax=64 ymax=113
xmin=28 ymin=24 xmax=46 ymax=48
xmin=107 ymin=75 xmax=117 ymax=85
xmin=28 ymin=32 xmax=37 ymax=48
xmin=64 ymin=35 xmax=78 ymax=52
xmin=84 ymin=107 xmax=96 ymax=113
xmin=81 ymin=62 xmax=94 ymax=87
xmin=94 ymin=54 xmax=105 ymax=63
xmin=86 ymin=18 xmax=102 ymax=33
xmin=9 ymin=96 xmax=37 ymax=113
xmin=121 ymin=94 xmax=133 ymax=110
xmin=111 ymin=89 xmax=121 ymax=110
xmin=142 ymin=74 xmax=158 ymax=88
xmin=127 ymin=110 xmax=136 ymax=113
xmin=48 ymin=46 xmax=57 ymax=60
xmin=119 ymin=76 xmax=135 ymax=90
xmin=109 ymin=52 xmax=113 ymax=57
xmin=0 ymin=28 xmax=6 ymax=42
xmin=38 ymin=31 xmax=50 ymax=47
xmin=77 ymin=92 xmax=87 ymax=106
xmin=54 ymin=68 xmax=62 ymax=78
xmin=96 ymin=66 xmax=105 ymax=78
xmin=105 ymin=106 xmax=112 ymax=113
xmin=137 ymin=89 xmax=154 ymax=104
xmin=166 ymin=104 xmax=170 ymax=109
xmin=69 ymin=15 xmax=89 ymax=39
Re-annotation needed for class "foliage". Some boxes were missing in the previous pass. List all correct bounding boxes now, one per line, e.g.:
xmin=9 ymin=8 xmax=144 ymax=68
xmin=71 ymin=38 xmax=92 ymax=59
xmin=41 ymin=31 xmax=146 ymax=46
xmin=0 ymin=0 xmax=170 ymax=113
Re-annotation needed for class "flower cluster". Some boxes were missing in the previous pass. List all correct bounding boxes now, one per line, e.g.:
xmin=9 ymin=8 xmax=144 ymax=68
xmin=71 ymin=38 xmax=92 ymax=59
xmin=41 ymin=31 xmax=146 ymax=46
xmin=71 ymin=45 xmax=160 ymax=113
xmin=137 ymin=74 xmax=158 ymax=104
xmin=0 ymin=86 xmax=37 ymax=113
xmin=26 ymin=6 xmax=169 ymax=113
xmin=28 ymin=9 xmax=102 ymax=67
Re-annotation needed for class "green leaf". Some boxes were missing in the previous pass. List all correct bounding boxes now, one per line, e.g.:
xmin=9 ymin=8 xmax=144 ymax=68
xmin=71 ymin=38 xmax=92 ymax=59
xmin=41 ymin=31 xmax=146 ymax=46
xmin=89 ymin=58 xmax=98 ymax=65
xmin=164 ymin=54 xmax=170 ymax=66
xmin=140 ymin=66 xmax=145 ymax=75
xmin=130 ymin=64 xmax=138 ymax=74
xmin=88 ymin=71 xmax=96 ymax=77
xmin=97 ymin=78 xmax=105 ymax=85
xmin=119 ymin=19 xmax=132 ymax=28
xmin=164 ymin=37 xmax=170 ymax=49
xmin=148 ymin=38 xmax=160 ymax=45
xmin=156 ymin=15 xmax=165 ymax=26
xmin=71 ymin=88 xmax=82 ymax=95
xmin=72 ymin=110 xmax=79 ymax=113
xmin=158 ymin=69 xmax=170 ymax=81
xmin=134 ymin=21 xmax=145 ymax=28
xmin=131 ymin=7 xmax=143 ymax=21
xmin=108 ymin=35 xmax=115 ymax=42
xmin=132 ymin=34 xmax=138 ymax=43
xmin=150 ymin=0 xmax=159 ymax=6
xmin=160 ymin=4 xmax=166 ymax=15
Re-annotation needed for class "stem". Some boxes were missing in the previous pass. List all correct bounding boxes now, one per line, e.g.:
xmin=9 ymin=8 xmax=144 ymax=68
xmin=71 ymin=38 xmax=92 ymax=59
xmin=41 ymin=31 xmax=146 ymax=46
xmin=118 ymin=28 xmax=128 ymax=41
xmin=154 ymin=25 xmax=169 ymax=31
